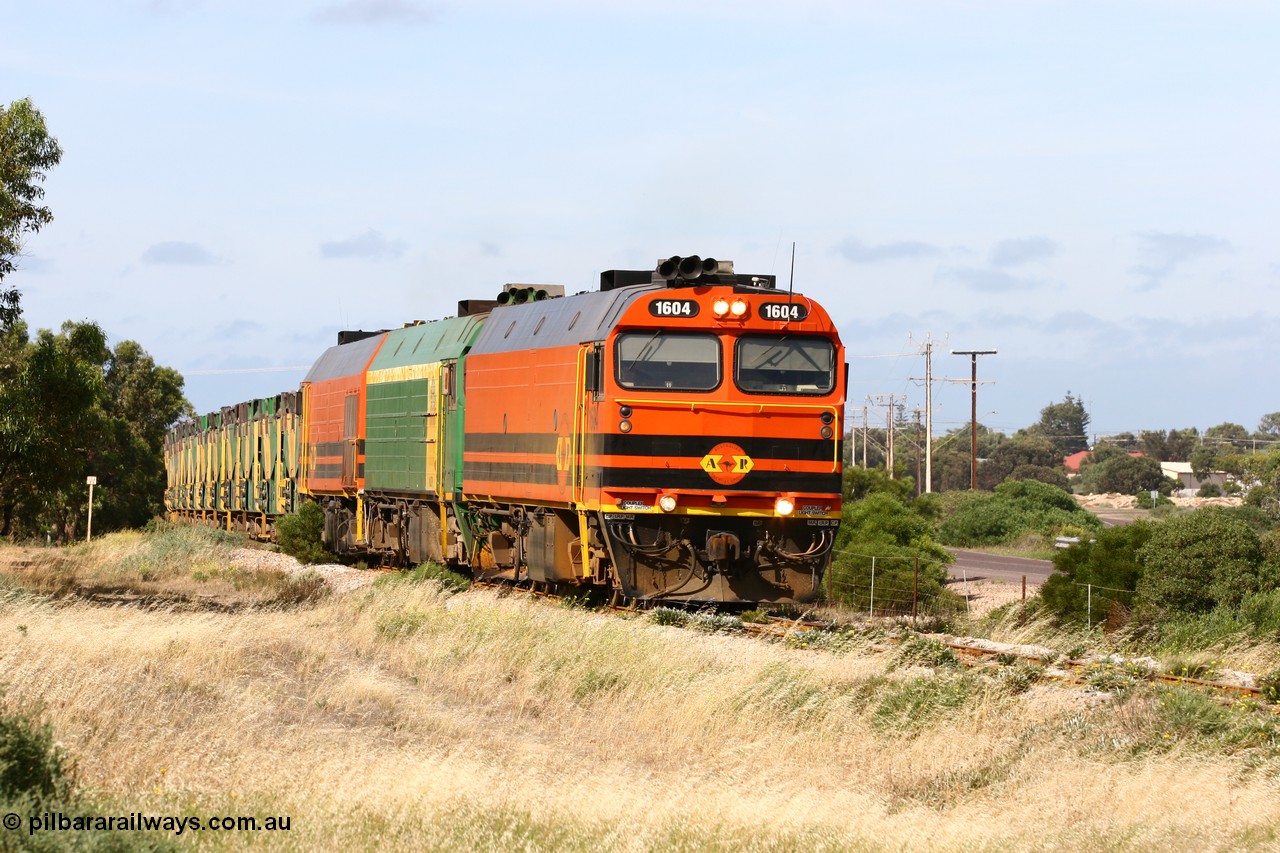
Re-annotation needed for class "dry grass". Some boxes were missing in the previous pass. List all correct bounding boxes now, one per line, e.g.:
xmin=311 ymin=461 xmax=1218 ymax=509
xmin=0 ymin=528 xmax=327 ymax=608
xmin=3 ymin=539 xmax=1280 ymax=851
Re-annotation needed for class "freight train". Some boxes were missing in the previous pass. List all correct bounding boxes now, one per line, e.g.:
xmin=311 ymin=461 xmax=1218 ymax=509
xmin=164 ymin=256 xmax=846 ymax=604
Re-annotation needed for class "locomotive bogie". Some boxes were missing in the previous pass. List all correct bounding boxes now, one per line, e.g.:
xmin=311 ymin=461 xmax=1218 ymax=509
xmin=602 ymin=513 xmax=834 ymax=603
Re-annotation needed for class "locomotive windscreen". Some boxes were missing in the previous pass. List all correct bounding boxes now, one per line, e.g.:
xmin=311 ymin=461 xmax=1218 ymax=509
xmin=615 ymin=332 xmax=721 ymax=391
xmin=734 ymin=335 xmax=836 ymax=395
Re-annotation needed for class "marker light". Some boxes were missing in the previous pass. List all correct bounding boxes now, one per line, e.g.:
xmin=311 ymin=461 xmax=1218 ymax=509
xmin=712 ymin=298 xmax=730 ymax=317
xmin=820 ymin=426 xmax=834 ymax=439
xmin=658 ymin=494 xmax=678 ymax=512
xmin=730 ymin=299 xmax=748 ymax=317
xmin=619 ymin=420 xmax=633 ymax=433
xmin=775 ymin=496 xmax=795 ymax=516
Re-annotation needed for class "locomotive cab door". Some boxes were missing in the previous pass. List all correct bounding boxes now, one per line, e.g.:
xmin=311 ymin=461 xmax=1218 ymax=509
xmin=341 ymin=392 xmax=358 ymax=489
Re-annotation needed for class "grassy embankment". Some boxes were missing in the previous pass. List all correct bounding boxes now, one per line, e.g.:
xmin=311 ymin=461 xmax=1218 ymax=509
xmin=2 ymin=527 xmax=1280 ymax=851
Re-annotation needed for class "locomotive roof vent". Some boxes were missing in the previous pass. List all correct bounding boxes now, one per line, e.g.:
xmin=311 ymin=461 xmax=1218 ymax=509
xmin=495 ymin=283 xmax=566 ymax=305
xmin=337 ymin=329 xmax=390 ymax=345
xmin=598 ymin=257 xmax=776 ymax=291
xmin=657 ymin=255 xmax=734 ymax=283
xmin=458 ymin=298 xmax=500 ymax=317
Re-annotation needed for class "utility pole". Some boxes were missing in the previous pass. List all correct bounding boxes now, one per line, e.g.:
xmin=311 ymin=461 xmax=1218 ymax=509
xmin=861 ymin=406 xmax=868 ymax=469
xmin=908 ymin=336 xmax=945 ymax=493
xmin=870 ymin=394 xmax=901 ymax=478
xmin=951 ymin=350 xmax=997 ymax=490
xmin=912 ymin=408 xmax=923 ymax=497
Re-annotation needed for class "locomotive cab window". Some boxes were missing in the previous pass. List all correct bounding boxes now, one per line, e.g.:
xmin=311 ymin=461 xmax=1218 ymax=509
xmin=615 ymin=332 xmax=721 ymax=391
xmin=735 ymin=335 xmax=836 ymax=395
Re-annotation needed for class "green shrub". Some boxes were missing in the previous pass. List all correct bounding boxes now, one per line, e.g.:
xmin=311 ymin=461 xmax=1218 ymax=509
xmin=0 ymin=699 xmax=70 ymax=804
xmin=873 ymin=674 xmax=973 ymax=732
xmin=1153 ymin=688 xmax=1235 ymax=743
xmin=275 ymin=502 xmax=330 ymax=565
xmin=375 ymin=608 xmax=429 ymax=639
xmin=994 ymin=662 xmax=1042 ymax=695
xmin=784 ymin=627 xmax=865 ymax=654
xmin=1197 ymin=482 xmax=1223 ymax=498
xmin=1164 ymin=656 xmax=1220 ymax=681
xmin=890 ymin=635 xmax=958 ymax=670
xmin=1258 ymin=669 xmax=1280 ymax=703
xmin=688 ymin=612 xmax=745 ymax=633
xmin=1135 ymin=489 xmax=1174 ymax=509
xmin=937 ymin=480 xmax=1102 ymax=548
xmin=377 ymin=561 xmax=471 ymax=594
xmin=1041 ymin=522 xmax=1150 ymax=624
xmin=0 ymin=694 xmax=173 ymax=851
xmin=830 ymin=492 xmax=954 ymax=613
xmin=650 ymin=607 xmax=690 ymax=627
xmin=1137 ymin=508 xmax=1276 ymax=614
xmin=1097 ymin=454 xmax=1172 ymax=495
xmin=1081 ymin=659 xmax=1149 ymax=696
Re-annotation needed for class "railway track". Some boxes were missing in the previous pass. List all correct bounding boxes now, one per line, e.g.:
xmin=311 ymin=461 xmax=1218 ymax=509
xmin=467 ymin=577 xmax=1272 ymax=706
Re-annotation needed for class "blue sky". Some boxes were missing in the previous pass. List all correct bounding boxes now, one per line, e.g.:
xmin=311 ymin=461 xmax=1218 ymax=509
xmin=6 ymin=0 xmax=1278 ymax=440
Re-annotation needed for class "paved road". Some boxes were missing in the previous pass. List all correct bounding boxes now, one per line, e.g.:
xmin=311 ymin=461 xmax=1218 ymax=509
xmin=1090 ymin=507 xmax=1151 ymax=527
xmin=947 ymin=548 xmax=1055 ymax=586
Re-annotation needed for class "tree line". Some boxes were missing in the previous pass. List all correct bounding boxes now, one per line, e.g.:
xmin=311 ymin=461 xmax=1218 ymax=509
xmin=846 ymin=391 xmax=1280 ymax=505
xmin=2 ymin=98 xmax=190 ymax=541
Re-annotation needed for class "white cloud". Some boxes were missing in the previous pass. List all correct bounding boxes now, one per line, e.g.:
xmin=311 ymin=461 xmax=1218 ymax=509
xmin=319 ymin=230 xmax=407 ymax=260
xmin=311 ymin=0 xmax=441 ymax=24
xmin=1130 ymin=231 xmax=1231 ymax=291
xmin=836 ymin=237 xmax=943 ymax=264
xmin=946 ymin=267 xmax=1043 ymax=293
xmin=989 ymin=237 xmax=1057 ymax=268
xmin=141 ymin=241 xmax=218 ymax=266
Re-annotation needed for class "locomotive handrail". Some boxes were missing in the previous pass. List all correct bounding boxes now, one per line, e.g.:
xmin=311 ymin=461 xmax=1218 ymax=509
xmin=612 ymin=397 xmax=842 ymax=470
xmin=613 ymin=397 xmax=838 ymax=415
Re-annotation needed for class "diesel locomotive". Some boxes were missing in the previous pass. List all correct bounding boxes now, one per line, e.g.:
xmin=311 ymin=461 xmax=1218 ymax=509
xmin=164 ymin=256 xmax=846 ymax=604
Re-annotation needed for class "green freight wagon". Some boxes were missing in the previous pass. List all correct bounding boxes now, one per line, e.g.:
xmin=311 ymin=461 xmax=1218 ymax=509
xmin=361 ymin=313 xmax=488 ymax=564
xmin=164 ymin=392 xmax=301 ymax=536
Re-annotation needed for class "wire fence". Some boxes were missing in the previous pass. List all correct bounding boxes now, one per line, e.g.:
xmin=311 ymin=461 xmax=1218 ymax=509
xmin=823 ymin=548 xmax=969 ymax=622
xmin=1071 ymin=581 xmax=1136 ymax=630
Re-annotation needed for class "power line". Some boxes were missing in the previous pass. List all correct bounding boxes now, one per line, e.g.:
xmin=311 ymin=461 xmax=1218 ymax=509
xmin=182 ymin=366 xmax=310 ymax=376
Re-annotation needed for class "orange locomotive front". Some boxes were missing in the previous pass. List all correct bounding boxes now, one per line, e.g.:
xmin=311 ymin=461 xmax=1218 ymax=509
xmin=460 ymin=257 xmax=844 ymax=605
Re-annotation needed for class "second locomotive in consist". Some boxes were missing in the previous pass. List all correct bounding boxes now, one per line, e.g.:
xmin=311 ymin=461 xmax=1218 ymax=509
xmin=165 ymin=256 xmax=846 ymax=605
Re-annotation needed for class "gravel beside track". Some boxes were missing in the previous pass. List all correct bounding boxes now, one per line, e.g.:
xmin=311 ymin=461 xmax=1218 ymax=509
xmin=228 ymin=547 xmax=382 ymax=594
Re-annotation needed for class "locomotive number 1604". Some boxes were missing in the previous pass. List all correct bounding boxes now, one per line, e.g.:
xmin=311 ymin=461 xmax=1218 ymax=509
xmin=648 ymin=299 xmax=699 ymax=317
xmin=760 ymin=302 xmax=809 ymax=321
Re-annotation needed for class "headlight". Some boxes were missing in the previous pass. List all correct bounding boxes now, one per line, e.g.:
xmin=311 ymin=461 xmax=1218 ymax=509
xmin=775 ymin=496 xmax=795 ymax=516
xmin=730 ymin=299 xmax=748 ymax=317
xmin=712 ymin=298 xmax=729 ymax=317
xmin=658 ymin=494 xmax=678 ymax=512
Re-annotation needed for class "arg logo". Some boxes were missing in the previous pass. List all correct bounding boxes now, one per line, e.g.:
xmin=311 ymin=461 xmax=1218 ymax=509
xmin=700 ymin=442 xmax=754 ymax=486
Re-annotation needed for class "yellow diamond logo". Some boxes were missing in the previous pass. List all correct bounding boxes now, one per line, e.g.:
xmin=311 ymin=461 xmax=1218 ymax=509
xmin=701 ymin=443 xmax=753 ymax=485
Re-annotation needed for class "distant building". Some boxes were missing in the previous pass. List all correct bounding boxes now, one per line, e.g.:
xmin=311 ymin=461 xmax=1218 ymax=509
xmin=1159 ymin=461 xmax=1231 ymax=495
xmin=1063 ymin=449 xmax=1145 ymax=474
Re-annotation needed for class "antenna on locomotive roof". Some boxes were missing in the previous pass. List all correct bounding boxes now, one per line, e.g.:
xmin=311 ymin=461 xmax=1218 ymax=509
xmin=785 ymin=242 xmax=796 ymax=325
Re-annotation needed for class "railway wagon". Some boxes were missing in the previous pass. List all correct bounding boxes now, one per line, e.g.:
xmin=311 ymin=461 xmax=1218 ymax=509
xmin=163 ymin=392 xmax=302 ymax=534
xmin=460 ymin=259 xmax=844 ymax=604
